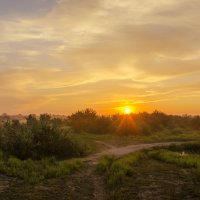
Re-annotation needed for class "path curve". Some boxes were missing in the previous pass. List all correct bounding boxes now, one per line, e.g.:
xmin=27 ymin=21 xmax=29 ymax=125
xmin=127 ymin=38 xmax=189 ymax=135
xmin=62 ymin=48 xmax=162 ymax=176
xmin=86 ymin=141 xmax=185 ymax=164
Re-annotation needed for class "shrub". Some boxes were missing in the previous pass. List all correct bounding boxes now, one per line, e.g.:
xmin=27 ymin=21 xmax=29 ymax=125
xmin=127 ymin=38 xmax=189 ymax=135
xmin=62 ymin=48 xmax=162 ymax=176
xmin=0 ymin=116 xmax=86 ymax=160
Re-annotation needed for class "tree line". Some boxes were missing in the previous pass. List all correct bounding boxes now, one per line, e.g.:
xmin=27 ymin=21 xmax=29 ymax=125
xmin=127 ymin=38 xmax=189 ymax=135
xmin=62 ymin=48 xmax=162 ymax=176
xmin=0 ymin=109 xmax=200 ymax=160
xmin=68 ymin=109 xmax=200 ymax=135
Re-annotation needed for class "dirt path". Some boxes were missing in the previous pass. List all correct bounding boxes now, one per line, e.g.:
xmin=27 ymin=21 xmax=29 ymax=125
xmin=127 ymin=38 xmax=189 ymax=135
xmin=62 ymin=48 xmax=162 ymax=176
xmin=86 ymin=141 xmax=184 ymax=164
xmin=0 ymin=141 xmax=185 ymax=200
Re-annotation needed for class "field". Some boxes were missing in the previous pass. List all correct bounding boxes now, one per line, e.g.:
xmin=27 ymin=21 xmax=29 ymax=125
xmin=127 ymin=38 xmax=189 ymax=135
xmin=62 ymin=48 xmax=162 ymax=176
xmin=0 ymin=111 xmax=200 ymax=199
xmin=0 ymin=142 xmax=200 ymax=199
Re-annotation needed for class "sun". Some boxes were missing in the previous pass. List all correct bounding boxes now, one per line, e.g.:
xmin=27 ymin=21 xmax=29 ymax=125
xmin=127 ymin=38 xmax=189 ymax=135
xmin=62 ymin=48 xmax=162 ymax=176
xmin=124 ymin=107 xmax=132 ymax=115
xmin=117 ymin=105 xmax=135 ymax=115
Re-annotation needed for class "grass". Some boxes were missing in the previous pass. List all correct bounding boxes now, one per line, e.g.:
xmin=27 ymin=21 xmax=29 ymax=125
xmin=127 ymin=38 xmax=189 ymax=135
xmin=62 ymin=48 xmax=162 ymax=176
xmin=64 ymin=132 xmax=106 ymax=154
xmin=1 ymin=141 xmax=200 ymax=199
xmin=148 ymin=149 xmax=200 ymax=171
xmin=106 ymin=157 xmax=200 ymax=200
xmin=147 ymin=142 xmax=200 ymax=183
xmin=97 ymin=152 xmax=142 ymax=186
xmin=97 ymin=143 xmax=200 ymax=189
xmin=0 ymin=151 xmax=84 ymax=184
xmin=97 ymin=143 xmax=200 ymax=200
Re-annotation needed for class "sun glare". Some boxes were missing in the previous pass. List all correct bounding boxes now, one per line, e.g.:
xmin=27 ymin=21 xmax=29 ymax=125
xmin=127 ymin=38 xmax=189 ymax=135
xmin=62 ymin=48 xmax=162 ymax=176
xmin=124 ymin=107 xmax=132 ymax=115
xmin=117 ymin=105 xmax=135 ymax=115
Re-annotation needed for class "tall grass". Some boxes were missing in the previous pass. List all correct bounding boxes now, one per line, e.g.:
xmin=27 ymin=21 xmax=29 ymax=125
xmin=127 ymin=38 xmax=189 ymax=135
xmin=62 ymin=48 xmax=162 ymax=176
xmin=0 ymin=151 xmax=84 ymax=184
xmin=97 ymin=153 xmax=142 ymax=186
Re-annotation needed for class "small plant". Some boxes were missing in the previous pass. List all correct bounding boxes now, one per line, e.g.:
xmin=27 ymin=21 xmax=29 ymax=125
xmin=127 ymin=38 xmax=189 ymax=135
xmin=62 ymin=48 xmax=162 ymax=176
xmin=96 ymin=155 xmax=116 ymax=173
xmin=97 ymin=152 xmax=142 ymax=187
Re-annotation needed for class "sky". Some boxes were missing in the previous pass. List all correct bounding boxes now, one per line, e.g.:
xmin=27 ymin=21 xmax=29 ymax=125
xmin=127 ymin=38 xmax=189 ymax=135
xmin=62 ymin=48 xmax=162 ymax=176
xmin=0 ymin=0 xmax=200 ymax=115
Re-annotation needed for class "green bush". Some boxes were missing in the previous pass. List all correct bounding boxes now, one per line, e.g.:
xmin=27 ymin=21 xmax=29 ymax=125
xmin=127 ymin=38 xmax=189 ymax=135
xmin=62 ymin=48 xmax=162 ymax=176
xmin=0 ymin=115 xmax=86 ymax=160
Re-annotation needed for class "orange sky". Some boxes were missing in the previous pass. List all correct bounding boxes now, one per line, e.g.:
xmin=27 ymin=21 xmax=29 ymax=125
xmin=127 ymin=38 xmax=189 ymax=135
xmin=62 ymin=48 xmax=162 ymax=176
xmin=0 ymin=0 xmax=200 ymax=115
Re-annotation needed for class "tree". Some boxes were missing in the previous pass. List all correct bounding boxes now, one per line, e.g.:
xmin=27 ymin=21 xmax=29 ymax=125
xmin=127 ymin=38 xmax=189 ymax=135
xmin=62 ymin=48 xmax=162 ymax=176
xmin=68 ymin=109 xmax=97 ymax=133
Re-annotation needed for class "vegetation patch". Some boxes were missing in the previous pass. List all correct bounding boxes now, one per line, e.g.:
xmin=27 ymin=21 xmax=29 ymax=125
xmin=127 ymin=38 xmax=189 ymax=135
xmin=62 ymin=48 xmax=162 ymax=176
xmin=0 ymin=151 xmax=84 ymax=184
xmin=106 ymin=157 xmax=200 ymax=200
xmin=100 ymin=148 xmax=200 ymax=200
xmin=148 ymin=147 xmax=200 ymax=180
xmin=0 ymin=114 xmax=87 ymax=160
xmin=97 ymin=152 xmax=142 ymax=186
xmin=68 ymin=109 xmax=200 ymax=136
xmin=148 ymin=149 xmax=200 ymax=176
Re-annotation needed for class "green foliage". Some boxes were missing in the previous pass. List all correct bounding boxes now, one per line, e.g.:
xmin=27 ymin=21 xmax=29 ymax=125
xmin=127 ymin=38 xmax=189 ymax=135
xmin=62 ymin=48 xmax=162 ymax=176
xmin=148 ymin=149 xmax=200 ymax=169
xmin=96 ymin=155 xmax=116 ymax=173
xmin=0 ymin=114 xmax=86 ymax=160
xmin=97 ymin=153 xmax=142 ymax=187
xmin=0 ymin=151 xmax=84 ymax=184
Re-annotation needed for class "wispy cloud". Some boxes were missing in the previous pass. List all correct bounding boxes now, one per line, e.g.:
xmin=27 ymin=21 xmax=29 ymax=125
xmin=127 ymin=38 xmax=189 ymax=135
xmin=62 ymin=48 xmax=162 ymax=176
xmin=0 ymin=0 xmax=200 ymax=114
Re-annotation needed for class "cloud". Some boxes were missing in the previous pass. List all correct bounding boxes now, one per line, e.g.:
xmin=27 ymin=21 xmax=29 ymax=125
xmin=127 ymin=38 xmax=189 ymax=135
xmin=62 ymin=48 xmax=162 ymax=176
xmin=0 ymin=0 xmax=200 ymax=114
xmin=0 ymin=0 xmax=57 ymax=18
